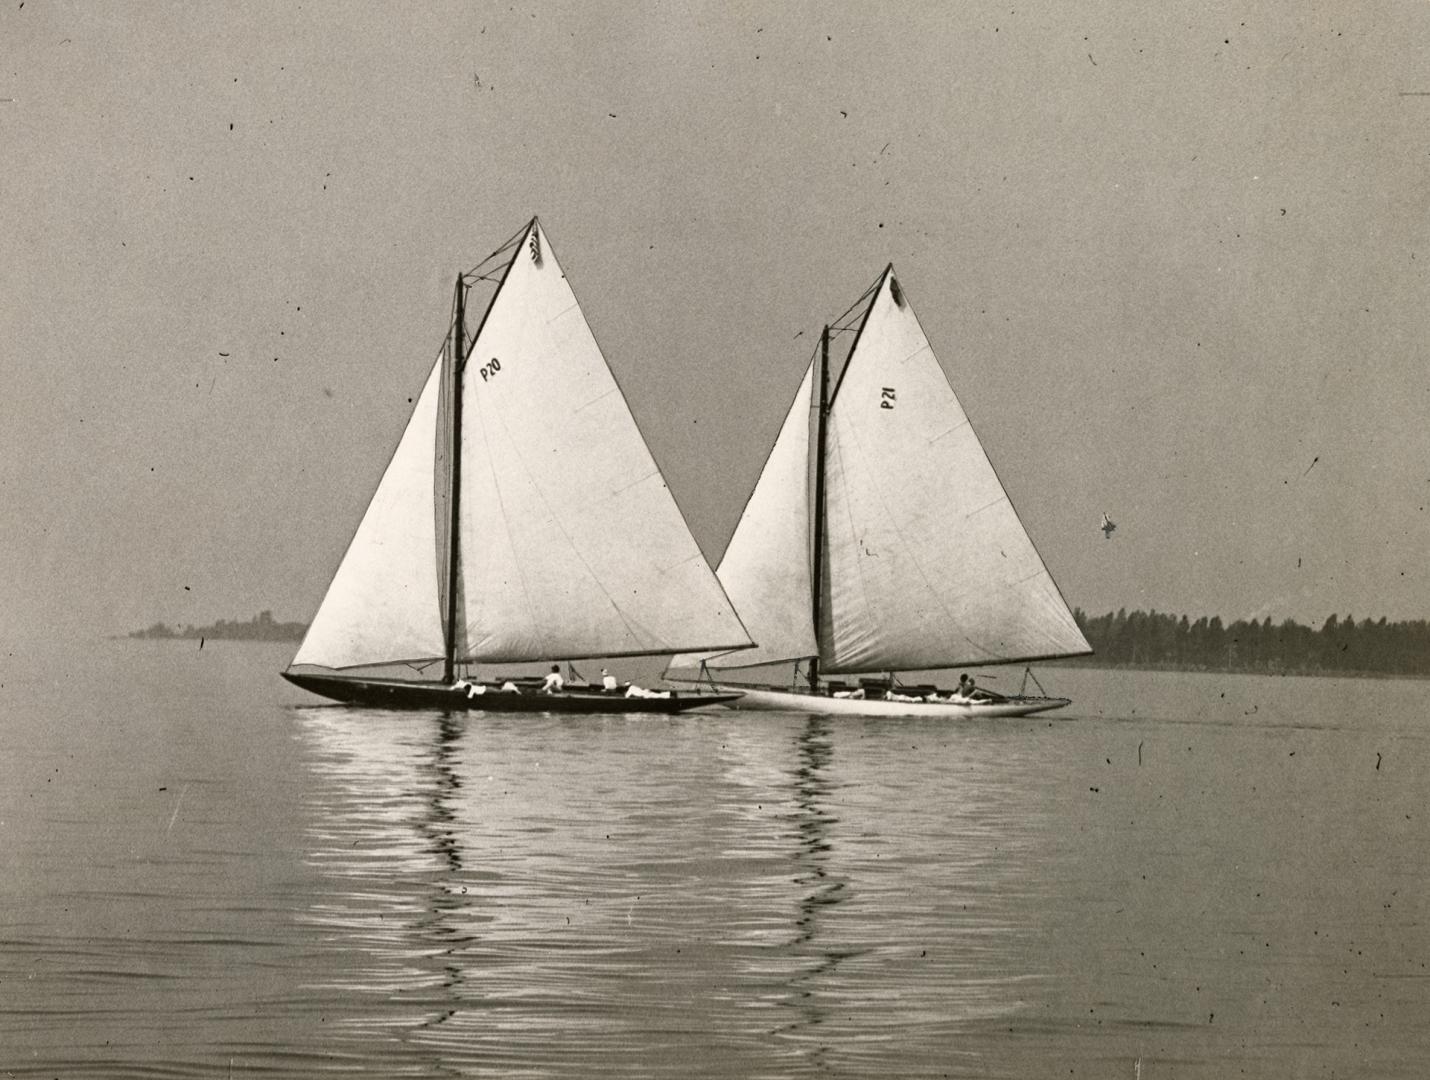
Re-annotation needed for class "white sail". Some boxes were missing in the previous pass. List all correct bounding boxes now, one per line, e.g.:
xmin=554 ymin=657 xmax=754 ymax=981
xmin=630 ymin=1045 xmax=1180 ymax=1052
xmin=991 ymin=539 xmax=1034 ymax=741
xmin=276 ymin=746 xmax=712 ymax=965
xmin=292 ymin=355 xmax=447 ymax=669
xmin=455 ymin=221 xmax=752 ymax=662
xmin=818 ymin=271 xmax=1090 ymax=672
xmin=671 ymin=360 xmax=820 ymax=670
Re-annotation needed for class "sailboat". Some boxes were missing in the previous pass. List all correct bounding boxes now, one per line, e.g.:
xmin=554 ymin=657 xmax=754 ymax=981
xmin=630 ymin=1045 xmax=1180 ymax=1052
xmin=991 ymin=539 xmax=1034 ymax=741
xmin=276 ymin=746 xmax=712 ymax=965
xmin=669 ymin=265 xmax=1091 ymax=717
xmin=282 ymin=218 xmax=752 ymax=713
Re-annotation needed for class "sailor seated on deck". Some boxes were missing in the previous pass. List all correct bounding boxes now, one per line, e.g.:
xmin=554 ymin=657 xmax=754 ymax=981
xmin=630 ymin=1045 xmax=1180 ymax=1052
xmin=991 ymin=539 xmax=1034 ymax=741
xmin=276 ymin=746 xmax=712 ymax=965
xmin=540 ymin=665 xmax=565 ymax=694
xmin=601 ymin=668 xmax=619 ymax=693
xmin=451 ymin=678 xmax=487 ymax=699
xmin=952 ymin=675 xmax=994 ymax=702
xmin=625 ymin=683 xmax=671 ymax=699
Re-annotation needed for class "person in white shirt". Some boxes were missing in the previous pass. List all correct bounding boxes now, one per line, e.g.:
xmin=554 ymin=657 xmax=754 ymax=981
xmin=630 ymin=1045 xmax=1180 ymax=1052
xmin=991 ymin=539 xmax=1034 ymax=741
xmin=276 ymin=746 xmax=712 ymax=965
xmin=540 ymin=665 xmax=564 ymax=694
xmin=601 ymin=668 xmax=618 ymax=693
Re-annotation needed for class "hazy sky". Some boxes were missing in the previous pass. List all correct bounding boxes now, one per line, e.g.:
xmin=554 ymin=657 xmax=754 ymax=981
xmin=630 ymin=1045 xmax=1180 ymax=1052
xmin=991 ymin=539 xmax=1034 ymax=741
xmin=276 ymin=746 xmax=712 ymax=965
xmin=4 ymin=1 xmax=1428 ymax=646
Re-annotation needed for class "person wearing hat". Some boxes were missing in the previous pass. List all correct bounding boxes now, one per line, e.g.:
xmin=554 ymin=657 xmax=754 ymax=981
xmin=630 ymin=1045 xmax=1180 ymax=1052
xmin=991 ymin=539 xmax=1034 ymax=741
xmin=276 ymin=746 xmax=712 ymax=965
xmin=601 ymin=668 xmax=618 ymax=693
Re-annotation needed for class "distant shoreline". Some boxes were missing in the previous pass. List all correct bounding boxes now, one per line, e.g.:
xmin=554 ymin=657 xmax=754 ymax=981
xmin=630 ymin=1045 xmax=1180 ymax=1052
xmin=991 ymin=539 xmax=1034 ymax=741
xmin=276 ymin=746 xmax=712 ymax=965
xmin=125 ymin=610 xmax=305 ymax=642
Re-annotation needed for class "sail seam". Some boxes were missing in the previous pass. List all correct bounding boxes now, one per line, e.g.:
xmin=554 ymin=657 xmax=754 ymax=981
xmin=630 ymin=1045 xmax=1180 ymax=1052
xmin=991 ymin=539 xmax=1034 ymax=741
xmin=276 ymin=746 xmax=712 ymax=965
xmin=608 ymin=468 xmax=660 ymax=499
xmin=930 ymin=424 xmax=971 ymax=447
xmin=900 ymin=343 xmax=933 ymax=367
xmin=573 ymin=387 xmax=620 ymax=415
xmin=967 ymin=494 xmax=1007 ymax=517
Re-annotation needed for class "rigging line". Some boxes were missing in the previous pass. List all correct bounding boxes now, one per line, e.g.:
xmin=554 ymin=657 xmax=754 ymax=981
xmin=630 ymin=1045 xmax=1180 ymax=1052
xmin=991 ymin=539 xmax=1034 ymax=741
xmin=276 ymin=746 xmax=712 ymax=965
xmin=827 ymin=276 xmax=881 ymax=330
xmin=462 ymin=221 xmax=529 ymax=279
xmin=830 ymin=267 xmax=890 ymax=405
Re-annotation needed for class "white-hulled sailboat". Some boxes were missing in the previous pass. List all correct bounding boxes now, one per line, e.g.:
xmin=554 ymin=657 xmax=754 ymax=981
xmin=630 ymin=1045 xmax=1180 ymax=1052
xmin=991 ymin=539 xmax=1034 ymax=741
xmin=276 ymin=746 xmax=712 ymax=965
xmin=283 ymin=218 xmax=752 ymax=713
xmin=669 ymin=265 xmax=1091 ymax=717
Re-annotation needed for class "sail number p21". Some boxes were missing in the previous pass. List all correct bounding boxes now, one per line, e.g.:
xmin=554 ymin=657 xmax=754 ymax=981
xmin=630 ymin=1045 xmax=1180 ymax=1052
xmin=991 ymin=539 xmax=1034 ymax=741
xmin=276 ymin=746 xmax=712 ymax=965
xmin=478 ymin=358 xmax=502 ymax=382
xmin=880 ymin=387 xmax=896 ymax=409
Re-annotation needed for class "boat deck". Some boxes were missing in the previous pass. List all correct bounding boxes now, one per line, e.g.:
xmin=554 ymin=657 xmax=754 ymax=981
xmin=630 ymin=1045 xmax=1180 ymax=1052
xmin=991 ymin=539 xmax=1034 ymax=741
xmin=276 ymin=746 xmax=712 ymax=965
xmin=282 ymin=671 xmax=742 ymax=714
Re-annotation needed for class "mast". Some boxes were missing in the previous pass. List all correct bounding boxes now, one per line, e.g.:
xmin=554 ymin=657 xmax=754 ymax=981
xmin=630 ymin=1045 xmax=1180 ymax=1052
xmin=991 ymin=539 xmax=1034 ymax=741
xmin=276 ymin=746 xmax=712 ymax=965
xmin=442 ymin=274 xmax=466 ymax=684
xmin=807 ymin=325 xmax=831 ymax=693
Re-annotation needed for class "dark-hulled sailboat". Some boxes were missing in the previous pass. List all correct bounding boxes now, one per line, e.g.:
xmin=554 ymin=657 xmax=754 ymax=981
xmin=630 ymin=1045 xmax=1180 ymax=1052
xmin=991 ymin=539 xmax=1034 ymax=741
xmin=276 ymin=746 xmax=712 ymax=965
xmin=283 ymin=219 xmax=751 ymax=713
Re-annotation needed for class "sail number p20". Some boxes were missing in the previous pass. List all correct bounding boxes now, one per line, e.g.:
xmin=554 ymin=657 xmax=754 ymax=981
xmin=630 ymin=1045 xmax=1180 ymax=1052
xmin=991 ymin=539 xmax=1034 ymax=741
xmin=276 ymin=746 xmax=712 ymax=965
xmin=479 ymin=358 xmax=502 ymax=382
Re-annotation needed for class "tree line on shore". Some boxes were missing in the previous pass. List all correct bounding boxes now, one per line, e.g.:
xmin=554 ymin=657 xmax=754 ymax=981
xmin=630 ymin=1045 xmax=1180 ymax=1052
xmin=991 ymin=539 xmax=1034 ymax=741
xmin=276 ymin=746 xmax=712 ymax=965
xmin=1071 ymin=608 xmax=1429 ymax=677
xmin=126 ymin=605 xmax=1427 ymax=676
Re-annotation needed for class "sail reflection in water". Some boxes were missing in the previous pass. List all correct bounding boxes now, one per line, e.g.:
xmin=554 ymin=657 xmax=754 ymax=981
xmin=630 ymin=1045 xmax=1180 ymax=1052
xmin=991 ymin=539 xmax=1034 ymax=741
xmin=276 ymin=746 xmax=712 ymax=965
xmin=297 ymin=708 xmax=476 ymax=1039
xmin=9 ymin=643 xmax=1428 ymax=1078
xmin=774 ymin=716 xmax=848 ymax=1068
xmin=291 ymin=707 xmax=1050 ymax=1077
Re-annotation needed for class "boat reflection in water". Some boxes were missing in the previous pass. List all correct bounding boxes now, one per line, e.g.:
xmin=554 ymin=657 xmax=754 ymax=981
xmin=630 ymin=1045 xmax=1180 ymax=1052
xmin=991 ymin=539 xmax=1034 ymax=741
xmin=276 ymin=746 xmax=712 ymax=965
xmin=291 ymin=706 xmax=1035 ymax=1076
xmin=773 ymin=715 xmax=848 ymax=1070
xmin=295 ymin=707 xmax=477 ymax=1053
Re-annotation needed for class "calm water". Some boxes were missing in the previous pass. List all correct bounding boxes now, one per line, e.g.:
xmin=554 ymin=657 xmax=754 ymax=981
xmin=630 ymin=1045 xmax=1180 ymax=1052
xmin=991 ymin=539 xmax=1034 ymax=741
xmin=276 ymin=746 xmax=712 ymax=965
xmin=2 ymin=639 xmax=1428 ymax=1078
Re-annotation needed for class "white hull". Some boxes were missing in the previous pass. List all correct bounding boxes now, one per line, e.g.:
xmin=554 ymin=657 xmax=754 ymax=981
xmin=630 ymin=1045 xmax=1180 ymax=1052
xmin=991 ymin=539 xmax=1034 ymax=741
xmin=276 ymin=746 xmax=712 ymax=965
xmin=681 ymin=683 xmax=1071 ymax=718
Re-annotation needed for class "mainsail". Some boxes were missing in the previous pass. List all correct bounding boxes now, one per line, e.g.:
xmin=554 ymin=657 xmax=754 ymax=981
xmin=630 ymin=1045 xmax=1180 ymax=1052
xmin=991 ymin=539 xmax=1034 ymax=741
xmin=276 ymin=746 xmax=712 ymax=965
xmin=292 ymin=219 xmax=752 ymax=672
xmin=675 ymin=266 xmax=1089 ymax=674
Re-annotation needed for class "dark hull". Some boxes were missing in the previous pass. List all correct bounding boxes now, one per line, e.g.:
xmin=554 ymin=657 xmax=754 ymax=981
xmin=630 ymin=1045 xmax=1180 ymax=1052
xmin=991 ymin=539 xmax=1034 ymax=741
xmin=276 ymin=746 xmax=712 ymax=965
xmin=281 ymin=671 xmax=742 ymax=714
